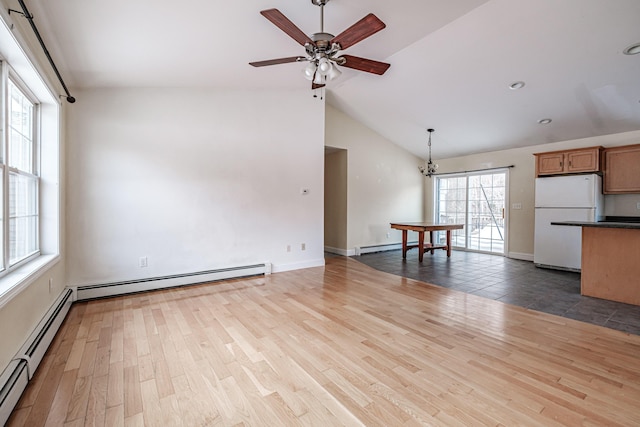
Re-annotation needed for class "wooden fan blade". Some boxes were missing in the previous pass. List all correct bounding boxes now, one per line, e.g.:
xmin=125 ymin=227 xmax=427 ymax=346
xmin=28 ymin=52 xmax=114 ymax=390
xmin=260 ymin=9 xmax=314 ymax=47
xmin=249 ymin=56 xmax=306 ymax=67
xmin=339 ymin=55 xmax=390 ymax=75
xmin=312 ymin=82 xmax=326 ymax=90
xmin=331 ymin=13 xmax=385 ymax=50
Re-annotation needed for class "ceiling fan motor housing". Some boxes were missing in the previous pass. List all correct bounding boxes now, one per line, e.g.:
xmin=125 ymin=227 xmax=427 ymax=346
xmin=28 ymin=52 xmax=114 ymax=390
xmin=310 ymin=32 xmax=339 ymax=57
xmin=311 ymin=32 xmax=335 ymax=47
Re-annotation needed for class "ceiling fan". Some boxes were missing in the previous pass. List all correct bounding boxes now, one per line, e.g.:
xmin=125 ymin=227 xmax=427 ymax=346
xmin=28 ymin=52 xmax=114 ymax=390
xmin=249 ymin=0 xmax=391 ymax=90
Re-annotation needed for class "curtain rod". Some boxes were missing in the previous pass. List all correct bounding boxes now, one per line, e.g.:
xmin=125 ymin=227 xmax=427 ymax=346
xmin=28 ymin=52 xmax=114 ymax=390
xmin=10 ymin=0 xmax=75 ymax=103
xmin=433 ymin=164 xmax=514 ymax=177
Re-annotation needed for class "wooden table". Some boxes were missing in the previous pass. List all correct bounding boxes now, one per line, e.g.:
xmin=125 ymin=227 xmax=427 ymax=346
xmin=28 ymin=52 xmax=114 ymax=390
xmin=390 ymin=222 xmax=464 ymax=262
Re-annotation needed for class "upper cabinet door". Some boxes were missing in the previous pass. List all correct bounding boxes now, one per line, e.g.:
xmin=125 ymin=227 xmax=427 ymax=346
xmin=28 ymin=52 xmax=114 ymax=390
xmin=604 ymin=144 xmax=640 ymax=194
xmin=536 ymin=152 xmax=565 ymax=175
xmin=566 ymin=149 xmax=600 ymax=173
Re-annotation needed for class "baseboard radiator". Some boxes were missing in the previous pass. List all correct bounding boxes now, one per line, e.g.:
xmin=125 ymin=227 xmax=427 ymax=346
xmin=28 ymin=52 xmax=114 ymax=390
xmin=355 ymin=241 xmax=418 ymax=256
xmin=0 ymin=288 xmax=73 ymax=425
xmin=75 ymin=263 xmax=270 ymax=301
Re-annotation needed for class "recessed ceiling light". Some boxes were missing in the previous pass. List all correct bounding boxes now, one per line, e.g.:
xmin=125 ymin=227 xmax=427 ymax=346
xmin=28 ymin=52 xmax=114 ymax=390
xmin=509 ymin=81 xmax=525 ymax=90
xmin=538 ymin=118 xmax=552 ymax=125
xmin=623 ymin=42 xmax=640 ymax=55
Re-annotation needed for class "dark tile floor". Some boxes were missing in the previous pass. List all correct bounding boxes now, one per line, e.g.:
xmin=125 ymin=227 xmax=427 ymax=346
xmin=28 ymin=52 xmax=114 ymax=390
xmin=351 ymin=249 xmax=640 ymax=335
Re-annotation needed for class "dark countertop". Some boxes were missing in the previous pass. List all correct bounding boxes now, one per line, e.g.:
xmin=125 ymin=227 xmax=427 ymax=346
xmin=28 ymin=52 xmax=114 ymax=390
xmin=551 ymin=220 xmax=640 ymax=229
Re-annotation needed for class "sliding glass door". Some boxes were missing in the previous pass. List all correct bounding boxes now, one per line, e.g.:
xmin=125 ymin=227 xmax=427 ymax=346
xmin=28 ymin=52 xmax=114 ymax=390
xmin=436 ymin=171 xmax=507 ymax=255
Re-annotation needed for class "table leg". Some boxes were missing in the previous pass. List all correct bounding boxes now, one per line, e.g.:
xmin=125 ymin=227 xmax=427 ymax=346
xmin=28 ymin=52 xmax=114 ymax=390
xmin=418 ymin=231 xmax=424 ymax=262
xmin=429 ymin=231 xmax=435 ymax=254
xmin=401 ymin=230 xmax=408 ymax=259
xmin=446 ymin=230 xmax=453 ymax=257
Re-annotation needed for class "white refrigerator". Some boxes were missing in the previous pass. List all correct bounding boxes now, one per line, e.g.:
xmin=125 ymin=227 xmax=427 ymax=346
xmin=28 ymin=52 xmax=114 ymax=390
xmin=534 ymin=174 xmax=604 ymax=271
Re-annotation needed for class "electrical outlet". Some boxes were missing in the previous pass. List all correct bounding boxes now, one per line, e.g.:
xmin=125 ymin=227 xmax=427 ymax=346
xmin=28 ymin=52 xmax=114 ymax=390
xmin=386 ymin=232 xmax=391 ymax=239
xmin=636 ymin=202 xmax=640 ymax=210
xmin=139 ymin=256 xmax=148 ymax=268
xmin=512 ymin=203 xmax=522 ymax=210
xmin=49 ymin=278 xmax=53 ymax=293
xmin=301 ymin=243 xmax=306 ymax=251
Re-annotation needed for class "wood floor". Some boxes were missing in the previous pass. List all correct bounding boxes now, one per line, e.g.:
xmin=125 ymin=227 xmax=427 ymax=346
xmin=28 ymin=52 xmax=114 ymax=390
xmin=8 ymin=256 xmax=640 ymax=426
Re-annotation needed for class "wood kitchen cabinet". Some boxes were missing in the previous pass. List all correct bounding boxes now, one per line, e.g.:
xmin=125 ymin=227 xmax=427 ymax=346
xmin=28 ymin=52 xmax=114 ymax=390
xmin=534 ymin=146 xmax=603 ymax=177
xmin=581 ymin=226 xmax=640 ymax=305
xmin=604 ymin=144 xmax=640 ymax=194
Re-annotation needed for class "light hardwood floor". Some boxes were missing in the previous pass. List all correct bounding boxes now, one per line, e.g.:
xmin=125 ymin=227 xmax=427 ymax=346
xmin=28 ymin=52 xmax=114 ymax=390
xmin=8 ymin=256 xmax=640 ymax=426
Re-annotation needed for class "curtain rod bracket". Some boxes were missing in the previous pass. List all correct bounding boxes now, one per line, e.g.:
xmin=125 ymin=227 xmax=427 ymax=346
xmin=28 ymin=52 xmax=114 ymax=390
xmin=8 ymin=9 xmax=31 ymax=19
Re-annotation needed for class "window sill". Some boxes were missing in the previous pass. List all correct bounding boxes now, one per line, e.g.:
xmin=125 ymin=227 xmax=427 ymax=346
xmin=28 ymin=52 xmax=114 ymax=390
xmin=0 ymin=254 xmax=60 ymax=309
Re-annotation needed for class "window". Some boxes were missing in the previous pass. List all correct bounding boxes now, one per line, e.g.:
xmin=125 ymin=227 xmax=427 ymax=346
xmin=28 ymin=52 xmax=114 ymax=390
xmin=0 ymin=18 xmax=60 ymax=305
xmin=7 ymin=78 xmax=39 ymax=267
xmin=0 ymin=68 xmax=41 ymax=274
xmin=435 ymin=170 xmax=508 ymax=255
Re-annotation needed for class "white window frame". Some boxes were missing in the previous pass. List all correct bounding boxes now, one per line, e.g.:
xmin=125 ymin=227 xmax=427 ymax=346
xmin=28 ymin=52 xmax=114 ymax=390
xmin=4 ymin=69 xmax=41 ymax=270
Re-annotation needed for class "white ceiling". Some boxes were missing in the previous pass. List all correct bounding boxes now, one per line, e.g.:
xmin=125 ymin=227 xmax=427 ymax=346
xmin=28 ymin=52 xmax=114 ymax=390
xmin=22 ymin=0 xmax=640 ymax=159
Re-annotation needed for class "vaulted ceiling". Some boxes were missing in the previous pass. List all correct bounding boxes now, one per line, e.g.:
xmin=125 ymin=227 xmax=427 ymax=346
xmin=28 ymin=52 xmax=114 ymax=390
xmin=20 ymin=0 xmax=640 ymax=159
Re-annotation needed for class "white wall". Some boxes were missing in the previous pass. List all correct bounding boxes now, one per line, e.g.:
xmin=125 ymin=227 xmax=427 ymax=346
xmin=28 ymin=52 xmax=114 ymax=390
xmin=325 ymin=105 xmax=424 ymax=252
xmin=426 ymin=130 xmax=640 ymax=259
xmin=66 ymin=88 xmax=325 ymax=284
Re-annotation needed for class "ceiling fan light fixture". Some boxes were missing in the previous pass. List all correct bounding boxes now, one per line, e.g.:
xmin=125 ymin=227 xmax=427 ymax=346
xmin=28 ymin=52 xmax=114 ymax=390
xmin=327 ymin=63 xmax=342 ymax=80
xmin=313 ymin=72 xmax=324 ymax=85
xmin=303 ymin=62 xmax=317 ymax=80
xmin=317 ymin=57 xmax=331 ymax=75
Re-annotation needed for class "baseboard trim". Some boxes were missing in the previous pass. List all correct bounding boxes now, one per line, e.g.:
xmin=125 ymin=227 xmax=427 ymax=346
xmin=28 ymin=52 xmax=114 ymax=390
xmin=0 ymin=288 xmax=73 ymax=425
xmin=508 ymin=252 xmax=534 ymax=261
xmin=75 ymin=263 xmax=270 ymax=301
xmin=271 ymin=258 xmax=325 ymax=273
xmin=355 ymin=242 xmax=417 ymax=256
xmin=324 ymin=246 xmax=356 ymax=257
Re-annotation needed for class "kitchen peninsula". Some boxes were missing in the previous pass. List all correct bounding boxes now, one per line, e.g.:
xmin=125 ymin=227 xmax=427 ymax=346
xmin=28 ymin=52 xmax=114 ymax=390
xmin=551 ymin=219 xmax=640 ymax=306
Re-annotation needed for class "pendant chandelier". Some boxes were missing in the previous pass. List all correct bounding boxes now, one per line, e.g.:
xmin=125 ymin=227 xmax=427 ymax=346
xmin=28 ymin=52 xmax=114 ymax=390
xmin=418 ymin=128 xmax=439 ymax=177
